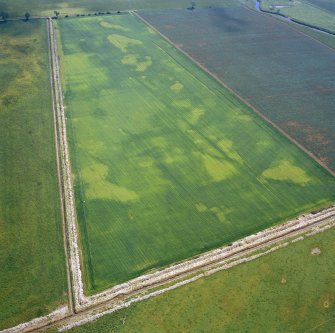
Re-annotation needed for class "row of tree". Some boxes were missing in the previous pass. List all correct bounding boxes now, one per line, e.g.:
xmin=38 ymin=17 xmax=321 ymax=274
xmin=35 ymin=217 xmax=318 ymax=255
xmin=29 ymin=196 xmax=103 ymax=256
xmin=0 ymin=11 xmax=30 ymax=21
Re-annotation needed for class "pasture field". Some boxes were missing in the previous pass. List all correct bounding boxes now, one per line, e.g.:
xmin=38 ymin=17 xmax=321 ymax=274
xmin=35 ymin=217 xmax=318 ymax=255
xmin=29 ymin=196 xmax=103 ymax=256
xmin=308 ymin=0 xmax=335 ymax=13
xmin=0 ymin=20 xmax=67 ymax=329
xmin=260 ymin=0 xmax=335 ymax=31
xmin=48 ymin=226 xmax=335 ymax=333
xmin=140 ymin=7 xmax=335 ymax=171
xmin=57 ymin=14 xmax=335 ymax=293
xmin=0 ymin=0 xmax=238 ymax=17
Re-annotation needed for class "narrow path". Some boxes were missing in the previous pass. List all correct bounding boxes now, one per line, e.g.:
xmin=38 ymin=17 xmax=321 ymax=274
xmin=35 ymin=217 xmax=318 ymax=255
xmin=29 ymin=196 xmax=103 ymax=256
xmin=47 ymin=18 xmax=75 ymax=315
xmin=47 ymin=18 xmax=84 ymax=311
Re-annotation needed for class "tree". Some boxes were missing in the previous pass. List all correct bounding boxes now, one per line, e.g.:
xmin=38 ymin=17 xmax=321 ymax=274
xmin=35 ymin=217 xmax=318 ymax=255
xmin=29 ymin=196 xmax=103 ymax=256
xmin=24 ymin=12 xmax=30 ymax=20
xmin=54 ymin=10 xmax=60 ymax=17
xmin=187 ymin=1 xmax=196 ymax=10
xmin=0 ymin=11 xmax=9 ymax=21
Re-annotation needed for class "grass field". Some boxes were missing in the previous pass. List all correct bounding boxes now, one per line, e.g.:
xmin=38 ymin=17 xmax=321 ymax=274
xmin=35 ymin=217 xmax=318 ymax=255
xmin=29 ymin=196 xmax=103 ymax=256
xmin=0 ymin=0 xmax=239 ymax=17
xmin=308 ymin=0 xmax=335 ymax=13
xmin=57 ymin=14 xmax=335 ymax=293
xmin=48 ymin=227 xmax=335 ymax=333
xmin=260 ymin=0 xmax=335 ymax=31
xmin=0 ymin=20 xmax=67 ymax=329
xmin=140 ymin=7 xmax=335 ymax=171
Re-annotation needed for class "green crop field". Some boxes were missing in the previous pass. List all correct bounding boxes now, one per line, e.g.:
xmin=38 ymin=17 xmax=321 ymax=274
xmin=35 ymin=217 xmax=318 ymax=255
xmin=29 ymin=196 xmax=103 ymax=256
xmin=140 ymin=7 xmax=335 ymax=172
xmin=0 ymin=20 xmax=67 ymax=329
xmin=260 ymin=0 xmax=335 ymax=32
xmin=0 ymin=0 xmax=238 ymax=17
xmin=57 ymin=14 xmax=334 ymax=294
xmin=47 ymin=227 xmax=335 ymax=333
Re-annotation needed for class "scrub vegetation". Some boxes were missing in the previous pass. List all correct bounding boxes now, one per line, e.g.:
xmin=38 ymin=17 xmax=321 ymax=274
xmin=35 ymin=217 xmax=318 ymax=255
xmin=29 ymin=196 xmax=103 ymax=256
xmin=0 ymin=20 xmax=67 ymax=329
xmin=57 ymin=14 xmax=335 ymax=293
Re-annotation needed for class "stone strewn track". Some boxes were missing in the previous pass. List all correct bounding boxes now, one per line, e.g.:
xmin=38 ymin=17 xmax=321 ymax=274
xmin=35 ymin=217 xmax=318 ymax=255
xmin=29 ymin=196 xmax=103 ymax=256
xmin=48 ymin=17 xmax=84 ymax=311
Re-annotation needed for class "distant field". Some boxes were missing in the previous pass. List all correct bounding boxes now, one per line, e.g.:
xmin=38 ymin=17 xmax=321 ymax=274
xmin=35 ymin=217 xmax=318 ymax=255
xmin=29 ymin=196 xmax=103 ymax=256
xmin=48 ymin=226 xmax=335 ymax=333
xmin=0 ymin=20 xmax=67 ymax=329
xmin=140 ymin=7 xmax=335 ymax=172
xmin=305 ymin=0 xmax=335 ymax=14
xmin=57 ymin=14 xmax=334 ymax=293
xmin=260 ymin=0 xmax=335 ymax=31
xmin=0 ymin=0 xmax=238 ymax=17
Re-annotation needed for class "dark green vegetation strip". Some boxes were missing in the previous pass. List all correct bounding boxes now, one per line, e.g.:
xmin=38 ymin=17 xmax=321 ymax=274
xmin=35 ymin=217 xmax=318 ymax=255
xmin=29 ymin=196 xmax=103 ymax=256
xmin=0 ymin=20 xmax=67 ymax=329
xmin=0 ymin=0 xmax=238 ymax=17
xmin=50 ymin=227 xmax=335 ymax=333
xmin=140 ymin=7 xmax=335 ymax=171
xmin=57 ymin=14 xmax=334 ymax=293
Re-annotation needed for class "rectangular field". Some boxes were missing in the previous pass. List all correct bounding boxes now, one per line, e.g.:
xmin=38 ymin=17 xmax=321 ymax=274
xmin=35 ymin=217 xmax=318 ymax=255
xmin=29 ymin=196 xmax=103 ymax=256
xmin=57 ymin=14 xmax=335 ymax=293
xmin=0 ymin=20 xmax=67 ymax=329
xmin=139 ymin=7 xmax=335 ymax=171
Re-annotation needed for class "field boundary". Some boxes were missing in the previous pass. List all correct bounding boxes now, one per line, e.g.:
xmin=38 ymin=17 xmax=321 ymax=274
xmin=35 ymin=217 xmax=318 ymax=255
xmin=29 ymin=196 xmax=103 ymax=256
xmin=3 ymin=206 xmax=334 ymax=332
xmin=72 ymin=206 xmax=335 ymax=311
xmin=47 ymin=17 xmax=74 ymax=315
xmin=134 ymin=11 xmax=335 ymax=177
xmin=48 ymin=18 xmax=84 ymax=310
xmin=57 ymin=215 xmax=335 ymax=331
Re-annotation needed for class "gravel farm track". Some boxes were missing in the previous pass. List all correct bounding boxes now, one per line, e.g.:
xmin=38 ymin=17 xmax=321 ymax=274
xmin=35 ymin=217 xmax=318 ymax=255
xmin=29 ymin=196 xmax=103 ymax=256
xmin=1 ymin=15 xmax=335 ymax=333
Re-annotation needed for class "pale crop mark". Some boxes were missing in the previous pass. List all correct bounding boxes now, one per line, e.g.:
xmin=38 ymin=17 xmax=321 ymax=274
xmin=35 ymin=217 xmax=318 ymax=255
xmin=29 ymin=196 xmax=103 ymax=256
xmin=121 ymin=54 xmax=152 ymax=71
xmin=81 ymin=163 xmax=138 ymax=202
xmin=261 ymin=160 xmax=312 ymax=185
xmin=107 ymin=34 xmax=142 ymax=53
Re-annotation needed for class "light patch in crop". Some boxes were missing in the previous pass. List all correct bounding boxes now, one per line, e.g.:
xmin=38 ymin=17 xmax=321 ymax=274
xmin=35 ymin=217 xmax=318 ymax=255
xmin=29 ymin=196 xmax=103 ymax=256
xmin=195 ymin=202 xmax=208 ymax=212
xmin=187 ymin=107 xmax=205 ymax=125
xmin=217 ymin=138 xmax=243 ymax=164
xmin=108 ymin=34 xmax=142 ymax=53
xmin=237 ymin=113 xmax=252 ymax=122
xmin=262 ymin=160 xmax=312 ymax=185
xmin=201 ymin=154 xmax=236 ymax=182
xmin=210 ymin=207 xmax=226 ymax=222
xmin=121 ymin=54 xmax=152 ymax=71
xmin=173 ymin=99 xmax=192 ymax=108
xmin=100 ymin=21 xmax=129 ymax=31
xmin=164 ymin=148 xmax=186 ymax=164
xmin=147 ymin=26 xmax=156 ymax=35
xmin=82 ymin=163 xmax=138 ymax=202
xmin=170 ymin=81 xmax=183 ymax=93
